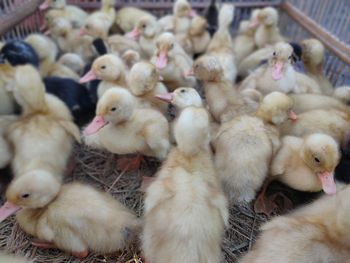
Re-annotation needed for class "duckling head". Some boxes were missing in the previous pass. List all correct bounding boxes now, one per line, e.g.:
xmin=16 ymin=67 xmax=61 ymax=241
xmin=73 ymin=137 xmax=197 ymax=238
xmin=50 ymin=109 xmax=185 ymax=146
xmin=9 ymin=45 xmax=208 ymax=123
xmin=300 ymin=38 xmax=325 ymax=68
xmin=191 ymin=55 xmax=224 ymax=82
xmin=174 ymin=0 xmax=196 ymax=18
xmin=83 ymin=87 xmax=135 ymax=135
xmin=39 ymin=0 xmax=66 ymax=10
xmin=248 ymin=8 xmax=261 ymax=29
xmin=122 ymin=50 xmax=141 ymax=69
xmin=154 ymin=32 xmax=178 ymax=70
xmin=301 ymin=133 xmax=340 ymax=194
xmin=189 ymin=16 xmax=208 ymax=36
xmin=49 ymin=17 xmax=71 ymax=38
xmin=256 ymin=91 xmax=297 ymax=125
xmin=156 ymin=87 xmax=202 ymax=109
xmin=128 ymin=62 xmax=159 ymax=96
xmin=269 ymin=42 xmax=294 ymax=81
xmin=80 ymin=54 xmax=125 ymax=83
xmin=80 ymin=17 xmax=109 ymax=39
xmin=238 ymin=21 xmax=255 ymax=36
xmin=0 ymin=170 xmax=61 ymax=222
xmin=12 ymin=65 xmax=48 ymax=114
xmin=127 ymin=16 xmax=158 ymax=41
xmin=258 ymin=7 xmax=279 ymax=26
xmin=25 ymin=34 xmax=58 ymax=63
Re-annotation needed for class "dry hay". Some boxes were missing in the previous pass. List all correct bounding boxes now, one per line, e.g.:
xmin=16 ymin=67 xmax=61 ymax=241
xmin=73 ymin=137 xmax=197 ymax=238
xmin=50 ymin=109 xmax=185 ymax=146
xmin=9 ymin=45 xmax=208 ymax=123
xmin=0 ymin=144 xmax=267 ymax=263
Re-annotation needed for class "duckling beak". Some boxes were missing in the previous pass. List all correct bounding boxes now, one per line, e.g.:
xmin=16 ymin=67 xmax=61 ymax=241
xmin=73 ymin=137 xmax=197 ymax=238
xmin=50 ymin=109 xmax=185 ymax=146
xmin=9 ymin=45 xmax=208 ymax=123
xmin=0 ymin=201 xmax=21 ymax=222
xmin=83 ymin=115 xmax=107 ymax=136
xmin=78 ymin=28 xmax=87 ymax=36
xmin=184 ymin=68 xmax=194 ymax=77
xmin=271 ymin=61 xmax=284 ymax=80
xmin=126 ymin=27 xmax=141 ymax=41
xmin=79 ymin=69 xmax=97 ymax=83
xmin=155 ymin=52 xmax=168 ymax=70
xmin=317 ymin=171 xmax=336 ymax=195
xmin=188 ymin=9 xmax=197 ymax=18
xmin=155 ymin=93 xmax=173 ymax=103
xmin=39 ymin=0 xmax=50 ymax=10
xmin=248 ymin=17 xmax=259 ymax=28
xmin=287 ymin=110 xmax=297 ymax=121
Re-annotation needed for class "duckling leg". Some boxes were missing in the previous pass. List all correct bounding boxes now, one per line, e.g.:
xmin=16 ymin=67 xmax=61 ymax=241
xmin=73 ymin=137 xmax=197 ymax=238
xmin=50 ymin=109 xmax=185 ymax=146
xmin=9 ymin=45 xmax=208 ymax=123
xmin=116 ymin=155 xmax=144 ymax=172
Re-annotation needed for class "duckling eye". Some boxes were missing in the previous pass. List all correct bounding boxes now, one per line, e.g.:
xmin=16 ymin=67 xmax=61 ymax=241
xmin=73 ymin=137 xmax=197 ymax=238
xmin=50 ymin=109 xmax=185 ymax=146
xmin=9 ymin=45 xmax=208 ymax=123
xmin=101 ymin=65 xmax=106 ymax=70
xmin=314 ymin=157 xmax=320 ymax=163
xmin=181 ymin=89 xmax=186 ymax=93
xmin=142 ymin=24 xmax=146 ymax=29
xmin=110 ymin=107 xmax=117 ymax=112
xmin=273 ymin=52 xmax=276 ymax=56
xmin=85 ymin=25 xmax=90 ymax=29
xmin=170 ymin=43 xmax=174 ymax=49
xmin=21 ymin=193 xmax=30 ymax=199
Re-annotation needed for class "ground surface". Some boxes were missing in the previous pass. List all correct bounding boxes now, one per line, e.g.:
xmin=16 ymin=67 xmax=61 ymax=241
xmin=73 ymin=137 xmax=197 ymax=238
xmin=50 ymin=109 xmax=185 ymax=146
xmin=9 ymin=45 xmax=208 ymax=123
xmin=0 ymin=144 xmax=268 ymax=263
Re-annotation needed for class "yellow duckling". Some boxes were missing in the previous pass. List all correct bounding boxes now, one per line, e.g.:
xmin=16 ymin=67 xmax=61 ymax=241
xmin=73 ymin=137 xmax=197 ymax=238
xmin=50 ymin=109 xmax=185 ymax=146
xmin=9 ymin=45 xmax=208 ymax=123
xmin=6 ymin=65 xmax=80 ymax=181
xmin=128 ymin=61 xmax=169 ymax=115
xmin=214 ymin=91 xmax=297 ymax=203
xmin=25 ymin=34 xmax=79 ymax=80
xmin=151 ymin=32 xmax=196 ymax=90
xmin=143 ymin=88 xmax=228 ymax=263
xmin=0 ymin=64 xmax=18 ymax=115
xmin=0 ymin=181 xmax=140 ymax=258
xmin=254 ymin=7 xmax=284 ymax=48
xmin=271 ymin=133 xmax=339 ymax=194
xmin=300 ymin=38 xmax=333 ymax=95
xmin=0 ymin=115 xmax=17 ymax=169
xmin=79 ymin=54 xmax=127 ymax=99
xmin=240 ymin=185 xmax=350 ymax=263
xmin=115 ymin=6 xmax=155 ymax=33
xmin=107 ymin=34 xmax=142 ymax=57
xmin=233 ymin=20 xmax=257 ymax=65
xmin=83 ymin=87 xmax=170 ymax=170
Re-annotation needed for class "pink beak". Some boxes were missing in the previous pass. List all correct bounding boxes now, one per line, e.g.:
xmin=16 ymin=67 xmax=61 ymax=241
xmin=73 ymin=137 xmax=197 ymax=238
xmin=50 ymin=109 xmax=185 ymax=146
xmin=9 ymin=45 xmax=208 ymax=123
xmin=317 ymin=171 xmax=336 ymax=195
xmin=78 ymin=28 xmax=87 ymax=36
xmin=126 ymin=27 xmax=141 ymax=41
xmin=155 ymin=93 xmax=174 ymax=103
xmin=272 ymin=61 xmax=284 ymax=81
xmin=44 ymin=29 xmax=51 ymax=36
xmin=79 ymin=69 xmax=97 ymax=83
xmin=155 ymin=51 xmax=168 ymax=70
xmin=248 ymin=18 xmax=259 ymax=28
xmin=39 ymin=0 xmax=50 ymax=11
xmin=189 ymin=9 xmax=197 ymax=18
xmin=288 ymin=110 xmax=297 ymax=121
xmin=40 ymin=23 xmax=48 ymax=32
xmin=0 ymin=201 xmax=21 ymax=222
xmin=158 ymin=75 xmax=164 ymax=81
xmin=83 ymin=115 xmax=107 ymax=136
xmin=184 ymin=68 xmax=194 ymax=77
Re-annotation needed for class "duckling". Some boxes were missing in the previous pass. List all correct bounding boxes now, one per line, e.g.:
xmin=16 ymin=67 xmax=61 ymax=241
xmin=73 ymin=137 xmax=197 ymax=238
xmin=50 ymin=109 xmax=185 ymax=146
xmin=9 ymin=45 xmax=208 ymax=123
xmin=290 ymin=93 xmax=349 ymax=114
xmin=191 ymin=55 xmax=260 ymax=123
xmin=115 ymin=6 xmax=155 ymax=33
xmin=214 ymin=92 xmax=296 ymax=203
xmin=151 ymin=32 xmax=196 ymax=90
xmin=79 ymin=54 xmax=127 ymax=99
xmin=240 ymin=185 xmax=350 ymax=263
xmin=107 ymin=34 xmax=141 ymax=57
xmin=270 ymin=133 xmax=339 ymax=195
xmin=143 ymin=94 xmax=228 ymax=263
xmin=25 ymin=34 xmax=79 ymax=80
xmin=83 ymin=87 xmax=170 ymax=170
xmin=39 ymin=0 xmax=87 ymax=28
xmin=233 ymin=20 xmax=256 ymax=65
xmin=0 ymin=115 xmax=17 ymax=169
xmin=0 ymin=180 xmax=140 ymax=258
xmin=0 ymin=64 xmax=18 ymax=115
xmin=58 ymin=53 xmax=85 ymax=75
xmin=172 ymin=0 xmax=197 ymax=35
xmin=240 ymin=42 xmax=307 ymax=95
xmin=175 ymin=14 xmax=208 ymax=56
xmin=47 ymin=18 xmax=95 ymax=63
xmin=280 ymin=109 xmax=350 ymax=143
xmin=126 ymin=16 xmax=162 ymax=59
xmin=80 ymin=0 xmax=116 ymax=39
xmin=128 ymin=62 xmax=169 ymax=115
xmin=300 ymin=38 xmax=333 ymax=95
xmin=121 ymin=49 xmax=141 ymax=69
xmin=333 ymin=86 xmax=350 ymax=104
xmin=206 ymin=4 xmax=237 ymax=83
xmin=254 ymin=7 xmax=284 ymax=48
xmin=6 ymin=65 xmax=80 ymax=180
